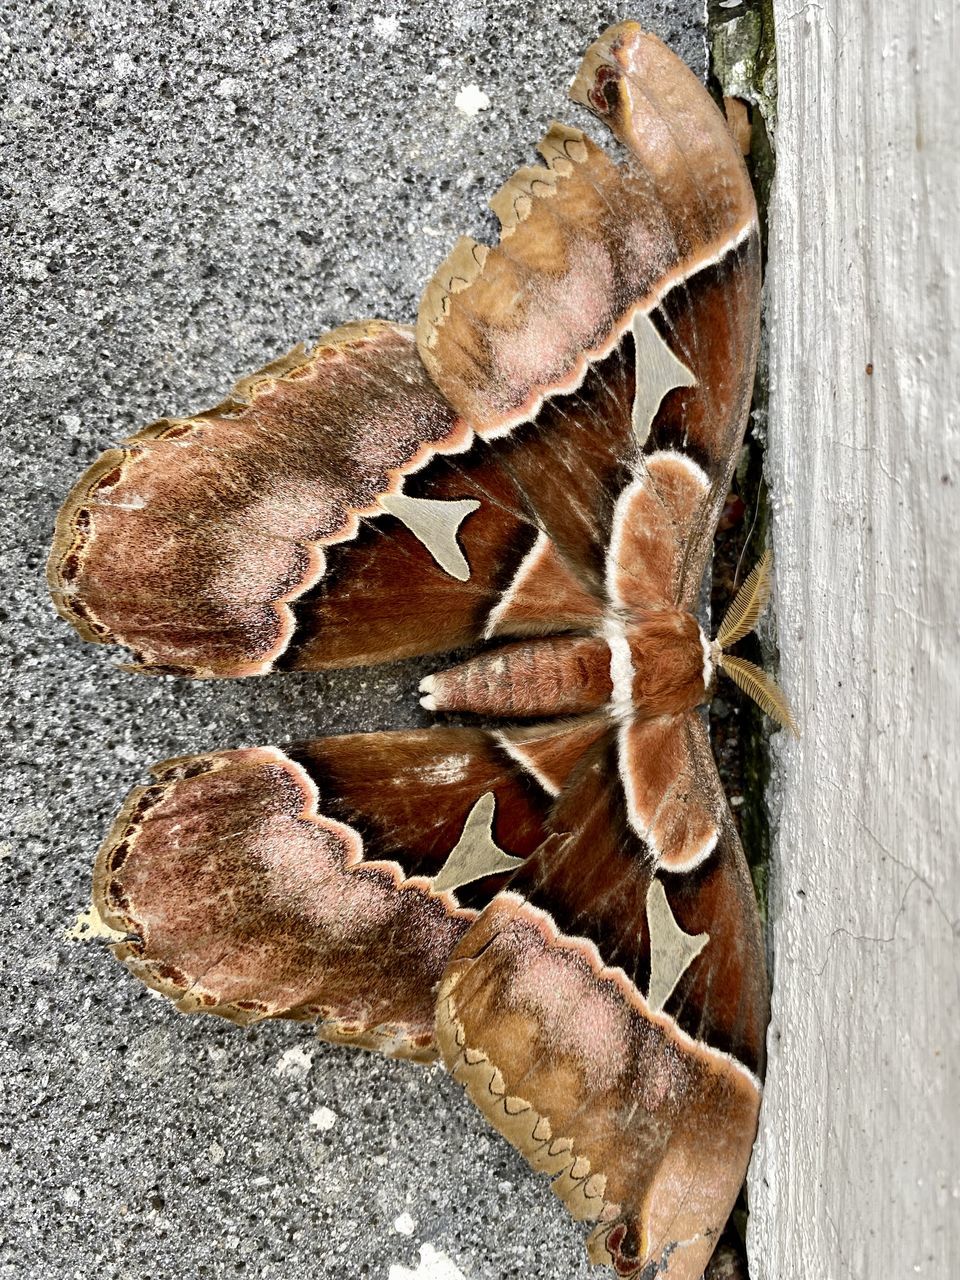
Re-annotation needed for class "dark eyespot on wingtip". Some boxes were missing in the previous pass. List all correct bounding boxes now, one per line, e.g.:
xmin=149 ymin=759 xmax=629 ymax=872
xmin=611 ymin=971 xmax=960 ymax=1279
xmin=590 ymin=65 xmax=623 ymax=116
xmin=569 ymin=22 xmax=632 ymax=117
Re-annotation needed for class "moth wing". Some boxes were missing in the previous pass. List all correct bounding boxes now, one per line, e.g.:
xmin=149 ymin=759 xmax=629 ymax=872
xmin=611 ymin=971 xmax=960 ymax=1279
xmin=48 ymin=321 xmax=518 ymax=678
xmin=92 ymin=722 xmax=598 ymax=1060
xmin=617 ymin=711 xmax=728 ymax=871
xmin=50 ymin=23 xmax=759 ymax=675
xmin=436 ymin=725 xmax=768 ymax=1277
xmin=48 ymin=316 xmax=611 ymax=677
xmin=418 ymin=21 xmax=762 ymax=610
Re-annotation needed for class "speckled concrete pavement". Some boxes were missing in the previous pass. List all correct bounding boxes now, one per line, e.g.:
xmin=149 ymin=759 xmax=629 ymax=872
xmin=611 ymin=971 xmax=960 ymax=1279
xmin=1 ymin=4 xmax=704 ymax=1277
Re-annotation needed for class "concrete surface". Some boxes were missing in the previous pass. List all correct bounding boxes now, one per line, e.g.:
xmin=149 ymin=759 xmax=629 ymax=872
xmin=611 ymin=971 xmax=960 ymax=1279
xmin=1 ymin=4 xmax=707 ymax=1279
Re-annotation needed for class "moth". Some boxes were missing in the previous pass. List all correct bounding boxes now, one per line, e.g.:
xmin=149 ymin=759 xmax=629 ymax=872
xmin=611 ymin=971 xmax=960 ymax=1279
xmin=49 ymin=22 xmax=794 ymax=1280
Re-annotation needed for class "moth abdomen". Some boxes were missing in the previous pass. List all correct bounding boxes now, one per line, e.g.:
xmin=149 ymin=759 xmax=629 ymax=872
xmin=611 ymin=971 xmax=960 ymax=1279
xmin=419 ymin=635 xmax=611 ymax=718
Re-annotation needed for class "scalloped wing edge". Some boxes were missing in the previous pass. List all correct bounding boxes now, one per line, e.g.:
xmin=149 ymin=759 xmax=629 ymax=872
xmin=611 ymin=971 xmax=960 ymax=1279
xmin=47 ymin=321 xmax=477 ymax=676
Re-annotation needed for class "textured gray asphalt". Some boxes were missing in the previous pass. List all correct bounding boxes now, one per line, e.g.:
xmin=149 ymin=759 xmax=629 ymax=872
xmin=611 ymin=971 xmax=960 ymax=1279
xmin=1 ymin=4 xmax=705 ymax=1277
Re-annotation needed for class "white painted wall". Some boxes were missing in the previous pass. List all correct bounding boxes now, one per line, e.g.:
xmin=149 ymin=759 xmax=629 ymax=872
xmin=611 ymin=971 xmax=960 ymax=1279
xmin=749 ymin=2 xmax=959 ymax=1277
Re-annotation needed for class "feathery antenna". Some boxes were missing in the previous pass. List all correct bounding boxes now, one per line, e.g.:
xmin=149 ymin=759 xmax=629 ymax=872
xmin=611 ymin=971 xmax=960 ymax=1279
xmin=713 ymin=550 xmax=799 ymax=735
xmin=718 ymin=654 xmax=799 ymax=737
xmin=716 ymin=549 xmax=773 ymax=649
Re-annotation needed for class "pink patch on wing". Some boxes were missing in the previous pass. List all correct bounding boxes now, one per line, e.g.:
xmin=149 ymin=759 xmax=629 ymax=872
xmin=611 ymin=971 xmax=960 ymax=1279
xmin=491 ymin=238 xmax=615 ymax=399
xmin=501 ymin=923 xmax=630 ymax=1094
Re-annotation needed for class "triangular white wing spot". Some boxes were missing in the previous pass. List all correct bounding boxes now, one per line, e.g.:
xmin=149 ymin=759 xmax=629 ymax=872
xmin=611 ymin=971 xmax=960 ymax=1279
xmin=432 ymin=792 xmax=523 ymax=893
xmin=645 ymin=878 xmax=709 ymax=1013
xmin=630 ymin=310 xmax=697 ymax=446
xmin=379 ymin=493 xmax=480 ymax=581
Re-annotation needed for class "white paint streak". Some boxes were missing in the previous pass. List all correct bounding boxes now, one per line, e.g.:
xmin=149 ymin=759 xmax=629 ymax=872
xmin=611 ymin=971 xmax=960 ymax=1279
xmin=749 ymin=5 xmax=960 ymax=1277
xmin=388 ymin=1243 xmax=467 ymax=1280
xmin=453 ymin=85 xmax=490 ymax=116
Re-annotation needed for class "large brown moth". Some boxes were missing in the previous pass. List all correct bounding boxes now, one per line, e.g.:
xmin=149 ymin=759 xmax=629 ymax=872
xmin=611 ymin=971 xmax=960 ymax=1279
xmin=49 ymin=22 xmax=794 ymax=1280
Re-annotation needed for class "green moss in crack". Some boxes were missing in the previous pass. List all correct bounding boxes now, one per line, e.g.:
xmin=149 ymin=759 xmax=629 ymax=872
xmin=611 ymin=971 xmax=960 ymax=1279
xmin=709 ymin=0 xmax=778 ymax=246
xmin=709 ymin=0 xmax=778 ymax=127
